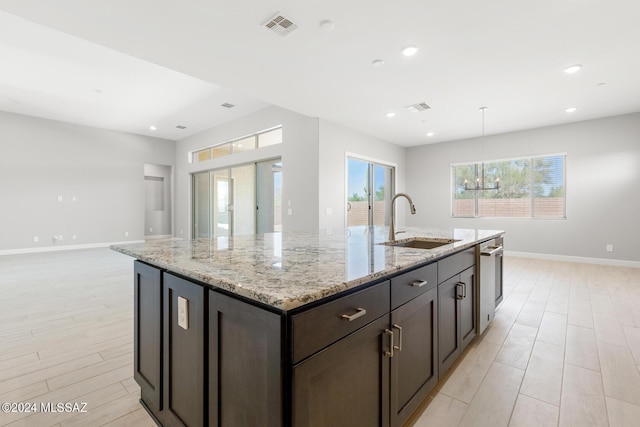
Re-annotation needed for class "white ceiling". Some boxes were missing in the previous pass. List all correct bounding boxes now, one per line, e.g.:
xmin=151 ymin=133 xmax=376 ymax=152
xmin=1 ymin=0 xmax=639 ymax=146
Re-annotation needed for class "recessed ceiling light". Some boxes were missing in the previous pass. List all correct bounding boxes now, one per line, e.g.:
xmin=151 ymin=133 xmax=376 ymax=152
xmin=386 ymin=112 xmax=396 ymax=118
xmin=426 ymin=132 xmax=434 ymax=137
xmin=319 ymin=20 xmax=334 ymax=30
xmin=565 ymin=107 xmax=577 ymax=113
xmin=372 ymin=59 xmax=385 ymax=67
xmin=563 ymin=64 xmax=582 ymax=74
xmin=402 ymin=45 xmax=418 ymax=56
xmin=149 ymin=125 xmax=157 ymax=131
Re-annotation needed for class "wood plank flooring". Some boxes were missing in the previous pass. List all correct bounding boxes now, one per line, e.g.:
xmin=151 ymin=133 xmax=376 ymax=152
xmin=1 ymin=248 xmax=639 ymax=426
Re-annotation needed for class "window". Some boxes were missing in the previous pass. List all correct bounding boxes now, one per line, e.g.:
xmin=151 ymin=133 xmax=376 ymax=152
xmin=191 ymin=126 xmax=282 ymax=163
xmin=452 ymin=154 xmax=565 ymax=218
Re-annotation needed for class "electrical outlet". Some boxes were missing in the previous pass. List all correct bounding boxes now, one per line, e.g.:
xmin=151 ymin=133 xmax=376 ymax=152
xmin=72 ymin=235 xmax=77 ymax=240
xmin=178 ymin=297 xmax=189 ymax=330
xmin=606 ymin=244 xmax=614 ymax=252
xmin=57 ymin=195 xmax=63 ymax=202
xmin=325 ymin=208 xmax=333 ymax=216
xmin=33 ymin=236 xmax=39 ymax=243
xmin=124 ymin=231 xmax=129 ymax=237
xmin=288 ymin=208 xmax=293 ymax=215
xmin=149 ymin=227 xmax=153 ymax=232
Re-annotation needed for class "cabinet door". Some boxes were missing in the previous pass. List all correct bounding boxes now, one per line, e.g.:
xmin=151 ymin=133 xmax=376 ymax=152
xmin=163 ymin=274 xmax=205 ymax=427
xmin=459 ymin=267 xmax=477 ymax=352
xmin=438 ymin=275 xmax=462 ymax=378
xmin=293 ymin=315 xmax=391 ymax=427
xmin=390 ymin=287 xmax=438 ymax=427
xmin=209 ymin=291 xmax=282 ymax=427
xmin=133 ymin=261 xmax=162 ymax=412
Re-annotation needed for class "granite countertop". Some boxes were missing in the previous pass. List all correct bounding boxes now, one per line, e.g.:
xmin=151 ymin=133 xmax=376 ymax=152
xmin=111 ymin=226 xmax=503 ymax=311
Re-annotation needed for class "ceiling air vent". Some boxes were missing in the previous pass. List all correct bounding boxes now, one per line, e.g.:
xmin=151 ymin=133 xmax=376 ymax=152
xmin=221 ymin=103 xmax=235 ymax=109
xmin=176 ymin=125 xmax=187 ymax=129
xmin=405 ymin=102 xmax=431 ymax=113
xmin=263 ymin=13 xmax=299 ymax=37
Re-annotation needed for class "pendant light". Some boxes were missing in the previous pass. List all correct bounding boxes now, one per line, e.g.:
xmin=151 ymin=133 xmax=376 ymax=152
xmin=464 ymin=107 xmax=500 ymax=191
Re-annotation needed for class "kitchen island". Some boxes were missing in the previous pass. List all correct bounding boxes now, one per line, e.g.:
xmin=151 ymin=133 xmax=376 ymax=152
xmin=112 ymin=226 xmax=503 ymax=427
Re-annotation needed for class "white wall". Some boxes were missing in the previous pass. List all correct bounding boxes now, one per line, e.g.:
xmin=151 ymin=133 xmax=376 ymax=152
xmin=0 ymin=111 xmax=175 ymax=251
xmin=406 ymin=113 xmax=640 ymax=262
xmin=318 ymin=120 xmax=407 ymax=230
xmin=174 ymin=106 xmax=319 ymax=237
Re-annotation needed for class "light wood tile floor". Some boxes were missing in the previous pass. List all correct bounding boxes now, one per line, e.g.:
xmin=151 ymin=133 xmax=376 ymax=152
xmin=1 ymin=249 xmax=639 ymax=426
xmin=413 ymin=256 xmax=640 ymax=427
xmin=0 ymin=249 xmax=154 ymax=427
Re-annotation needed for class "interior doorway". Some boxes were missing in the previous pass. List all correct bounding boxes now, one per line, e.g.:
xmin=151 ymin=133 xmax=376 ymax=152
xmin=144 ymin=163 xmax=172 ymax=239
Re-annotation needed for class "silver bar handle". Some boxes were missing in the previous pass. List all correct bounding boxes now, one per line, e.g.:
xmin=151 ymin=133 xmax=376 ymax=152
xmin=411 ymin=280 xmax=427 ymax=288
xmin=384 ymin=328 xmax=394 ymax=357
xmin=481 ymin=245 xmax=503 ymax=256
xmin=463 ymin=282 xmax=467 ymax=299
xmin=393 ymin=324 xmax=403 ymax=352
xmin=340 ymin=307 xmax=367 ymax=321
xmin=456 ymin=283 xmax=464 ymax=300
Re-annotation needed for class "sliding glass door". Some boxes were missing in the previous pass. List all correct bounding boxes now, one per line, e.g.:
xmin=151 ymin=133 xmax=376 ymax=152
xmin=192 ymin=159 xmax=280 ymax=238
xmin=347 ymin=158 xmax=394 ymax=227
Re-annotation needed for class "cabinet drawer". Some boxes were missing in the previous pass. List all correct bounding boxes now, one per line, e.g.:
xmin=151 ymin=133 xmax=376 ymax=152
xmin=438 ymin=247 xmax=476 ymax=283
xmin=390 ymin=262 xmax=437 ymax=309
xmin=292 ymin=281 xmax=390 ymax=364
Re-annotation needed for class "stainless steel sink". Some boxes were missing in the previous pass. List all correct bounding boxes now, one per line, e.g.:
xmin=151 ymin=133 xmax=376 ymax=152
xmin=380 ymin=238 xmax=460 ymax=250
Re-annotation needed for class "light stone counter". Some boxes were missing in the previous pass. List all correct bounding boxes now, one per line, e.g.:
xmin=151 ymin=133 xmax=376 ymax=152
xmin=111 ymin=226 xmax=503 ymax=311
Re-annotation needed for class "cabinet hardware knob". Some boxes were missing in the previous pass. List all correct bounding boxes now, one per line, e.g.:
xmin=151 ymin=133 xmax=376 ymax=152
xmin=411 ymin=280 xmax=427 ymax=288
xmin=393 ymin=324 xmax=403 ymax=352
xmin=340 ymin=307 xmax=367 ymax=321
xmin=384 ymin=328 xmax=394 ymax=357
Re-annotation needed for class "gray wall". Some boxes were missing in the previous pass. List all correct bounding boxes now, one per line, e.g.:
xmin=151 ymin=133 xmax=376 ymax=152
xmin=318 ymin=120 xmax=407 ymax=230
xmin=0 ymin=111 xmax=175 ymax=251
xmin=406 ymin=112 xmax=640 ymax=262
xmin=174 ymin=105 xmax=319 ymax=237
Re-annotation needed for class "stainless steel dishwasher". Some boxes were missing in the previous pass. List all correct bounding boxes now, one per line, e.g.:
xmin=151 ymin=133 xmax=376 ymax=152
xmin=479 ymin=237 xmax=504 ymax=334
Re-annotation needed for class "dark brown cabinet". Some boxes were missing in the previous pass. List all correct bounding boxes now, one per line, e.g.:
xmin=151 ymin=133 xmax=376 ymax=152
xmin=438 ymin=266 xmax=476 ymax=378
xmin=133 ymin=266 xmax=206 ymax=427
xmin=162 ymin=273 xmax=205 ymax=427
xmin=132 ymin=244 xmax=485 ymax=427
xmin=390 ymin=286 xmax=438 ymax=427
xmin=209 ymin=291 xmax=282 ymax=427
xmin=133 ymin=261 xmax=162 ymax=413
xmin=293 ymin=315 xmax=391 ymax=427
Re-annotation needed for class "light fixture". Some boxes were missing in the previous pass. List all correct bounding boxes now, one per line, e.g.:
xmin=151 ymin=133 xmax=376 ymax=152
xmin=464 ymin=107 xmax=499 ymax=191
xmin=565 ymin=107 xmax=577 ymax=113
xmin=319 ymin=20 xmax=334 ymax=30
xmin=149 ymin=126 xmax=157 ymax=131
xmin=563 ymin=64 xmax=582 ymax=74
xmin=372 ymin=59 xmax=385 ymax=67
xmin=426 ymin=132 xmax=434 ymax=137
xmin=402 ymin=45 xmax=418 ymax=56
xmin=386 ymin=112 xmax=396 ymax=118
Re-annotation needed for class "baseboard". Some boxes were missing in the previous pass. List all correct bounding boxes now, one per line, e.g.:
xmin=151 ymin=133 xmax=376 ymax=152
xmin=0 ymin=240 xmax=145 ymax=256
xmin=505 ymin=250 xmax=640 ymax=269
xmin=144 ymin=234 xmax=172 ymax=240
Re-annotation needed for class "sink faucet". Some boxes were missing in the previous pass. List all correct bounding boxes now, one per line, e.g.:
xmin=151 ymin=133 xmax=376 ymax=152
xmin=389 ymin=193 xmax=417 ymax=241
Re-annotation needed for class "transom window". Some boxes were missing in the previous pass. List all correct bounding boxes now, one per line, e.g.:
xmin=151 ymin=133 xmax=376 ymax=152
xmin=191 ymin=126 xmax=282 ymax=163
xmin=451 ymin=153 xmax=566 ymax=218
